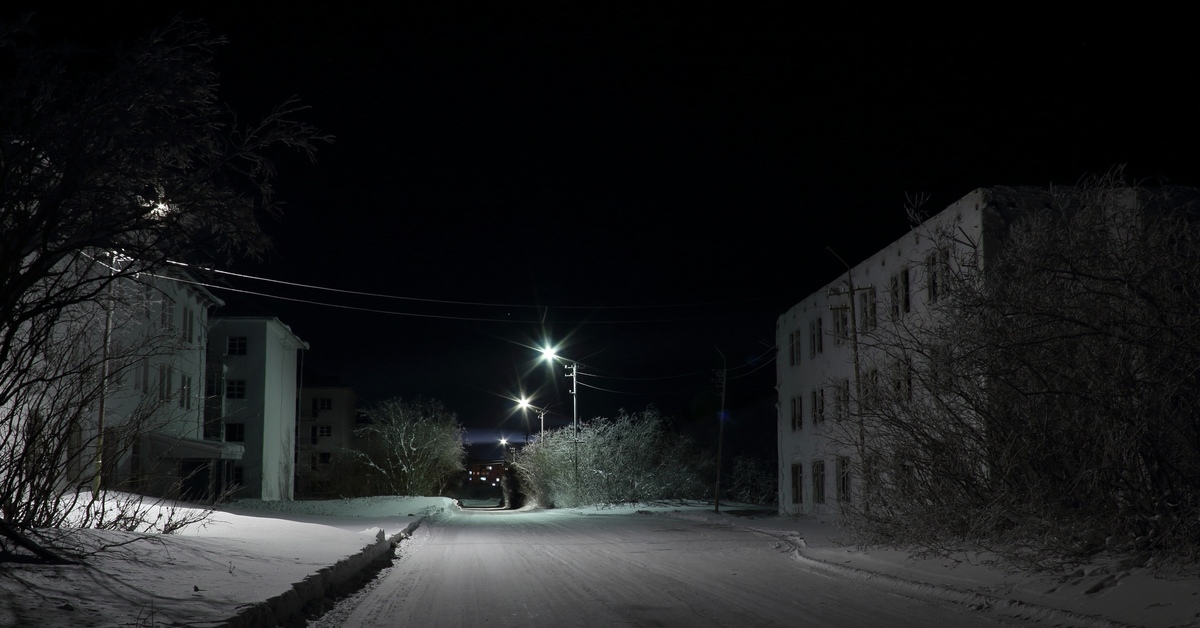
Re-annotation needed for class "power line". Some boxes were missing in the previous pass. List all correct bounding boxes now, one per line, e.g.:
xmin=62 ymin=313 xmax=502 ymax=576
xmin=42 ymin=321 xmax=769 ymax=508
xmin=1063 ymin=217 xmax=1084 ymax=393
xmin=166 ymin=259 xmax=778 ymax=311
xmin=151 ymin=272 xmax=767 ymax=325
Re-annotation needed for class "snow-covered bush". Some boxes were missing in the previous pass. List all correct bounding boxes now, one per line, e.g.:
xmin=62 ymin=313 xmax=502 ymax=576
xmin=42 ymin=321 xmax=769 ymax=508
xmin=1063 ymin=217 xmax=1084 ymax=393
xmin=509 ymin=407 xmax=710 ymax=508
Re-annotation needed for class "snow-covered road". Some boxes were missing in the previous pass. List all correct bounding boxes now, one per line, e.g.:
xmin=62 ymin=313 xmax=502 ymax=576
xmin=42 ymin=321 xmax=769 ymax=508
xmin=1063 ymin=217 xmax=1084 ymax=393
xmin=318 ymin=507 xmax=1049 ymax=627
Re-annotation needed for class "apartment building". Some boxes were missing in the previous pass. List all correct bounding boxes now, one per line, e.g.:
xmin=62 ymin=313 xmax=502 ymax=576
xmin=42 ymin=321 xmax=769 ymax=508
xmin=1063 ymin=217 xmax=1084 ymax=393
xmin=207 ymin=316 xmax=308 ymax=501
xmin=776 ymin=187 xmax=1051 ymax=516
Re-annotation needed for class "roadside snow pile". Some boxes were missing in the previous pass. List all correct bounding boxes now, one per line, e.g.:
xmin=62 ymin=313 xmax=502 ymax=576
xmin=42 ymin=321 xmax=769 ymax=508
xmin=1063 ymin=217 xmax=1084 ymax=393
xmin=224 ymin=495 xmax=453 ymax=518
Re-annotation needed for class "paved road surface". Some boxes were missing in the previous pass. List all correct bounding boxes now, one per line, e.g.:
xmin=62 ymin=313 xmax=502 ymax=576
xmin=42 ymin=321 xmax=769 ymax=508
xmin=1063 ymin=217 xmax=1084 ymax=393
xmin=317 ymin=507 xmax=1051 ymax=627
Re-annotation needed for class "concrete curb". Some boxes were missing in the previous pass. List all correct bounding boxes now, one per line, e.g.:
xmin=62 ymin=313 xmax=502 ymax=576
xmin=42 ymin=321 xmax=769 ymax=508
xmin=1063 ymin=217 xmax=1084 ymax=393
xmin=221 ymin=518 xmax=425 ymax=628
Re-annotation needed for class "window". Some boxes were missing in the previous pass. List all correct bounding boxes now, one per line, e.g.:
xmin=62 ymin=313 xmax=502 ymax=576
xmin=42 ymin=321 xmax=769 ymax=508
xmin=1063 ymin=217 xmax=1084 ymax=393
xmin=791 ymin=463 xmax=803 ymax=505
xmin=134 ymin=359 xmax=150 ymax=394
xmin=789 ymin=331 xmax=802 ymax=366
xmin=226 ymin=423 xmax=245 ymax=442
xmin=863 ymin=368 xmax=879 ymax=410
xmin=927 ymin=248 xmax=948 ymax=304
xmin=837 ymin=457 xmax=852 ymax=503
xmin=182 ymin=306 xmax=194 ymax=343
xmin=832 ymin=305 xmax=849 ymax=346
xmin=890 ymin=268 xmax=910 ymax=319
xmin=835 ymin=379 xmax=850 ymax=419
xmin=179 ymin=375 xmax=192 ymax=410
xmin=143 ymin=283 xmax=155 ymax=320
xmin=318 ymin=452 xmax=332 ymax=464
xmin=311 ymin=397 xmax=333 ymax=417
xmin=809 ymin=316 xmax=823 ymax=358
xmin=790 ymin=396 xmax=803 ymax=431
xmin=812 ymin=460 xmax=826 ymax=504
xmin=160 ymin=297 xmax=175 ymax=330
xmin=811 ymin=388 xmax=825 ymax=425
xmin=227 ymin=336 xmax=247 ymax=356
xmin=316 ymin=425 xmax=332 ymax=438
xmin=158 ymin=365 xmax=172 ymax=402
xmin=858 ymin=286 xmax=877 ymax=331
xmin=226 ymin=379 xmax=246 ymax=400
xmin=894 ymin=356 xmax=913 ymax=403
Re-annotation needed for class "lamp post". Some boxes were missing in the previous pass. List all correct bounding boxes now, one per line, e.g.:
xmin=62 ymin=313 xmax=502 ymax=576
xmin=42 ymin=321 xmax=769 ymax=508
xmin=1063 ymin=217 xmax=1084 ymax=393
xmin=540 ymin=347 xmax=578 ymax=440
xmin=540 ymin=345 xmax=580 ymax=496
xmin=516 ymin=397 xmax=548 ymax=441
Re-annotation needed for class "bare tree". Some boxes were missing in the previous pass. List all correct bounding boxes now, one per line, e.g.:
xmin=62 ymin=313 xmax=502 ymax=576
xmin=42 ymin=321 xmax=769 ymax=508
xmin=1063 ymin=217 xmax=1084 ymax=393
xmin=838 ymin=169 xmax=1200 ymax=568
xmin=347 ymin=398 xmax=467 ymax=497
xmin=0 ymin=16 xmax=328 ymax=560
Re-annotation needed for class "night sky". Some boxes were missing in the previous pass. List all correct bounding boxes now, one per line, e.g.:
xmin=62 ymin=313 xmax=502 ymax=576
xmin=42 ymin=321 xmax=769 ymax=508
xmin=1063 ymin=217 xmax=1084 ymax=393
xmin=12 ymin=5 xmax=1199 ymax=456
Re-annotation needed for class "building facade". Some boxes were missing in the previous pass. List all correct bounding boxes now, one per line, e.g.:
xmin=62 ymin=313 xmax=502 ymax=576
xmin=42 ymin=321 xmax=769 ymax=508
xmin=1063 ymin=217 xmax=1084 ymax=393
xmin=775 ymin=187 xmax=1050 ymax=516
xmin=77 ymin=266 xmax=243 ymax=502
xmin=208 ymin=317 xmax=308 ymax=501
xmin=296 ymin=385 xmax=361 ymax=498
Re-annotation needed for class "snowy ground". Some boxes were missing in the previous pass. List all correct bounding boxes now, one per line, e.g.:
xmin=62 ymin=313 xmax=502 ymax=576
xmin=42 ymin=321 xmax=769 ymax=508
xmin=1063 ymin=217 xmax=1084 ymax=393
xmin=0 ymin=495 xmax=450 ymax=627
xmin=0 ymin=497 xmax=1197 ymax=627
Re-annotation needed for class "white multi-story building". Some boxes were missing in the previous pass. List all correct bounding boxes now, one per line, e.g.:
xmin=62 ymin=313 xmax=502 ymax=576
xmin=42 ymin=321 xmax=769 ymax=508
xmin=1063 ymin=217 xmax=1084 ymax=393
xmin=775 ymin=187 xmax=1051 ymax=516
xmin=207 ymin=317 xmax=308 ymax=501
xmin=72 ymin=266 xmax=244 ymax=501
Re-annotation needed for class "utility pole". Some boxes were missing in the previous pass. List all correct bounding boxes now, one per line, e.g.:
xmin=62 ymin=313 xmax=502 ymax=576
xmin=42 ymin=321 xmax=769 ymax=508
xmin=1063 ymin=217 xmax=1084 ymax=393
xmin=92 ymin=252 xmax=117 ymax=499
xmin=713 ymin=348 xmax=727 ymax=513
xmin=568 ymin=361 xmax=579 ymax=498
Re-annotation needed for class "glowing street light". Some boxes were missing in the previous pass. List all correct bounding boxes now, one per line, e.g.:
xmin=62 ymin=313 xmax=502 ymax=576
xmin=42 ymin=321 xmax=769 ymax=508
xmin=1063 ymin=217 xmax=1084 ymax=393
xmin=517 ymin=396 xmax=549 ymax=440
xmin=539 ymin=345 xmax=578 ymax=442
xmin=539 ymin=344 xmax=581 ymax=490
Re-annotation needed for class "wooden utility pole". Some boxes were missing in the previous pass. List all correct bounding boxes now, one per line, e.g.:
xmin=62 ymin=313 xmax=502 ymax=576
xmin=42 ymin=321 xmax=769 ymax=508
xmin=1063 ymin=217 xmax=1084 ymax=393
xmin=713 ymin=348 xmax=727 ymax=513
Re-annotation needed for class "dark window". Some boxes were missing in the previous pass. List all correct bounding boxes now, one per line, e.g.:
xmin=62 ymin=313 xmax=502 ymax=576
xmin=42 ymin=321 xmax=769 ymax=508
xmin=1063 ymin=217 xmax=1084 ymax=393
xmin=837 ymin=457 xmax=852 ymax=503
xmin=859 ymin=287 xmax=877 ymax=331
xmin=226 ymin=423 xmax=245 ymax=442
xmin=835 ymin=379 xmax=850 ymax=419
xmin=812 ymin=460 xmax=826 ymax=504
xmin=226 ymin=380 xmax=246 ymax=399
xmin=791 ymin=463 xmax=803 ymax=504
xmin=227 ymin=336 xmax=247 ymax=356
xmin=311 ymin=397 xmax=332 ymax=417
xmin=179 ymin=375 xmax=192 ymax=410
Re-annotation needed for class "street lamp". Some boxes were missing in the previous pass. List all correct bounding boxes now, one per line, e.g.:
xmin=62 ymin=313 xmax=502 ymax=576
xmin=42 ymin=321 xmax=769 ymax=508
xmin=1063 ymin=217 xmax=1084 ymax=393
xmin=539 ymin=345 xmax=581 ymax=493
xmin=516 ymin=396 xmax=549 ymax=440
xmin=539 ymin=346 xmax=578 ymax=442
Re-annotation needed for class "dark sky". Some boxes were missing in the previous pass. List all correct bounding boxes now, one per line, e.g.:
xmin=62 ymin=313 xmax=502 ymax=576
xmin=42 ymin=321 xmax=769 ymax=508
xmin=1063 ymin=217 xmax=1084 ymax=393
xmin=13 ymin=5 xmax=1199 ymax=454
